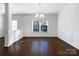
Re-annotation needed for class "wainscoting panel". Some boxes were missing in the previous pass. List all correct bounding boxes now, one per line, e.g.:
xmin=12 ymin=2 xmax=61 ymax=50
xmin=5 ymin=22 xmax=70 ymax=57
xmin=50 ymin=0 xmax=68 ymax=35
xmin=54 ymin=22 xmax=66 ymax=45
xmin=57 ymin=31 xmax=79 ymax=50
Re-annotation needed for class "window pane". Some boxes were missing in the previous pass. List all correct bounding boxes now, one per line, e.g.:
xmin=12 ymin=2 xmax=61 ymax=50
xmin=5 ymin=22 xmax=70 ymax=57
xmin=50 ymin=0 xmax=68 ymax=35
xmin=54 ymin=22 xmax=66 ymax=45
xmin=33 ymin=20 xmax=39 ymax=32
xmin=41 ymin=20 xmax=48 ymax=32
xmin=41 ymin=25 xmax=47 ymax=32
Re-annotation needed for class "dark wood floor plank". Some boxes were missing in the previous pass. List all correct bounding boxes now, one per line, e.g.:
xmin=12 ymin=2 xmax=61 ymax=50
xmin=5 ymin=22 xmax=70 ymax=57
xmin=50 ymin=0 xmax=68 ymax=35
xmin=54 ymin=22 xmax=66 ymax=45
xmin=0 ymin=37 xmax=79 ymax=56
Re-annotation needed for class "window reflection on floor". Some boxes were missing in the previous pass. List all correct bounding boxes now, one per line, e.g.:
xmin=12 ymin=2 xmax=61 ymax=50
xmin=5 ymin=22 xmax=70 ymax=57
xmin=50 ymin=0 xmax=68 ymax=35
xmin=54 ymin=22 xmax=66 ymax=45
xmin=31 ymin=40 xmax=48 ymax=55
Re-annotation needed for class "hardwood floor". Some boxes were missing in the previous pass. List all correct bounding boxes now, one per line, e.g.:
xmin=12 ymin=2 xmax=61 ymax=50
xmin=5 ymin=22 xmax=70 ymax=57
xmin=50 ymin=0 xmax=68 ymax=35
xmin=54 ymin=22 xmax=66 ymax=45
xmin=0 ymin=37 xmax=79 ymax=56
xmin=0 ymin=37 xmax=4 ymax=48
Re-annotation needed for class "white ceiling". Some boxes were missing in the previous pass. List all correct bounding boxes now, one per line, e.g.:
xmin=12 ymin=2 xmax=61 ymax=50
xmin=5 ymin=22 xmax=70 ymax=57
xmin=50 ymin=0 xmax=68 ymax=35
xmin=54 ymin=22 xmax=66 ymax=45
xmin=0 ymin=3 xmax=69 ymax=14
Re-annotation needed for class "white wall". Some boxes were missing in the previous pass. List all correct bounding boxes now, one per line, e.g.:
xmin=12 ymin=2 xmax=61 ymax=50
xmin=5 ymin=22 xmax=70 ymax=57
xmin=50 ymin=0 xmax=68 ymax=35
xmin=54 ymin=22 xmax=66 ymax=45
xmin=58 ymin=3 xmax=79 ymax=49
xmin=12 ymin=14 xmax=57 ymax=37
xmin=0 ymin=3 xmax=4 ymax=38
xmin=0 ymin=14 xmax=4 ymax=37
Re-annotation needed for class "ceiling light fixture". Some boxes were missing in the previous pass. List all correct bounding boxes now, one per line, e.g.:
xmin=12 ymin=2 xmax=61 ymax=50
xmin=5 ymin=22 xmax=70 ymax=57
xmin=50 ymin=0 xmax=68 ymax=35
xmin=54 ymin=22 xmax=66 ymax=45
xmin=35 ymin=3 xmax=45 ymax=19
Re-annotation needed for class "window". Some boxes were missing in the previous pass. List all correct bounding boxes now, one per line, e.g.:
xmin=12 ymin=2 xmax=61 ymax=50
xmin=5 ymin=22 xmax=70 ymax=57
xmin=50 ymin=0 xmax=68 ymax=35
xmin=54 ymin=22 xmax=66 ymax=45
xmin=32 ymin=20 xmax=48 ymax=32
